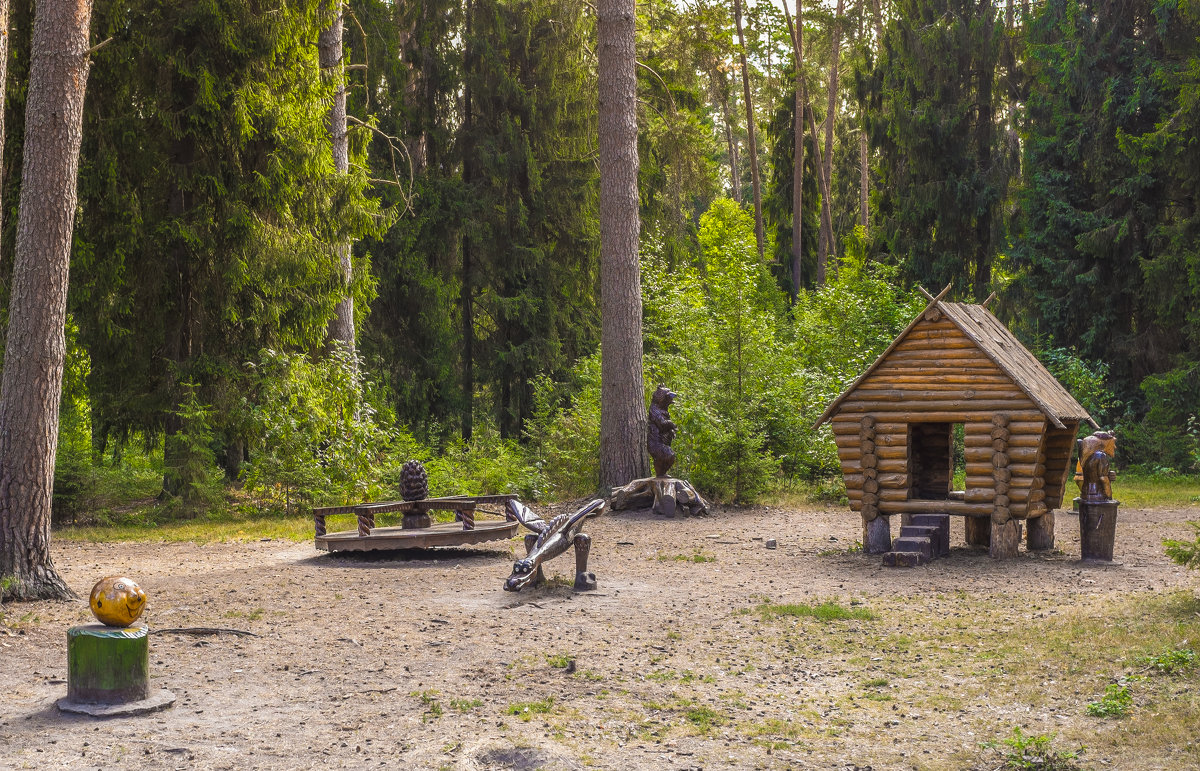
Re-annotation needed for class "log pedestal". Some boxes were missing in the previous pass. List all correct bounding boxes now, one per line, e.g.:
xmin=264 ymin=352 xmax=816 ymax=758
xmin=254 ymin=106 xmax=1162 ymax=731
xmin=56 ymin=623 xmax=175 ymax=717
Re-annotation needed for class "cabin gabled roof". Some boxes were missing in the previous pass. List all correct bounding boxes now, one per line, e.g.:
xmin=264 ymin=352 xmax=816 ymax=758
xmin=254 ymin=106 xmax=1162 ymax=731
xmin=814 ymin=298 xmax=1097 ymax=430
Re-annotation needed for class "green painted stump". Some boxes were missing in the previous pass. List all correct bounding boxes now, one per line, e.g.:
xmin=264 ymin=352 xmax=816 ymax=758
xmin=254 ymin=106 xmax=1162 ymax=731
xmin=57 ymin=623 xmax=175 ymax=717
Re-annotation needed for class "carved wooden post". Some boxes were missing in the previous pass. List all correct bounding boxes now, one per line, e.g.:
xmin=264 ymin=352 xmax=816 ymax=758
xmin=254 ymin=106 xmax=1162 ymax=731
xmin=860 ymin=416 xmax=890 ymax=553
xmin=313 ymin=512 xmax=327 ymax=538
xmin=989 ymin=414 xmax=1019 ymax=558
xmin=356 ymin=508 xmax=375 ymax=537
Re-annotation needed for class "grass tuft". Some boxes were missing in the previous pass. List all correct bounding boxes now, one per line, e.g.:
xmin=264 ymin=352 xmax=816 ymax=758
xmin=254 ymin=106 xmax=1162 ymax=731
xmin=750 ymin=600 xmax=876 ymax=621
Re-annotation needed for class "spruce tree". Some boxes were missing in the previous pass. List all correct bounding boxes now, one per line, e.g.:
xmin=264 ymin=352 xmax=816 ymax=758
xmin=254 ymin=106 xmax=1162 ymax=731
xmin=864 ymin=0 xmax=1015 ymax=300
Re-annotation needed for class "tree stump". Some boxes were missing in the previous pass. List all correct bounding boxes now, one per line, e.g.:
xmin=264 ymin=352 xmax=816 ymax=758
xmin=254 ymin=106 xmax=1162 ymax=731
xmin=862 ymin=513 xmax=891 ymax=554
xmin=1026 ymin=510 xmax=1055 ymax=550
xmin=1079 ymin=500 xmax=1118 ymax=561
xmin=57 ymin=623 xmax=175 ymax=716
xmin=609 ymin=477 xmax=707 ymax=517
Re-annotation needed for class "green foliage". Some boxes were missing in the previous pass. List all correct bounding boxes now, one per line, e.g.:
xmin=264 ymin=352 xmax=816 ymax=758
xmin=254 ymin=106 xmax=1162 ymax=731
xmin=863 ymin=0 xmax=1016 ymax=300
xmin=1085 ymin=683 xmax=1133 ymax=718
xmin=74 ymin=0 xmax=385 ymax=460
xmin=1035 ymin=344 xmax=1119 ymax=428
xmin=1164 ymin=521 xmax=1200 ymax=570
xmin=240 ymin=347 xmax=402 ymax=513
xmin=1013 ymin=0 xmax=1200 ymax=453
xmin=526 ymin=358 xmax=601 ymax=498
xmin=162 ymin=380 xmax=224 ymax=512
xmin=1119 ymin=365 xmax=1200 ymax=471
xmin=505 ymin=696 xmax=555 ymax=721
xmin=984 ymin=727 xmax=1084 ymax=771
xmin=1137 ymin=645 xmax=1196 ymax=674
xmin=643 ymin=199 xmax=785 ymax=502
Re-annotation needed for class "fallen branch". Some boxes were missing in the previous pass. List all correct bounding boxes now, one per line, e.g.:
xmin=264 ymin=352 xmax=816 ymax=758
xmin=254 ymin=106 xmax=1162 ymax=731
xmin=152 ymin=627 xmax=259 ymax=638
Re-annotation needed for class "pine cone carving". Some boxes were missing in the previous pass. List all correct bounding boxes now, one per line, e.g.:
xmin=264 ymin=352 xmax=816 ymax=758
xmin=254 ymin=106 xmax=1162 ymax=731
xmin=400 ymin=460 xmax=429 ymax=502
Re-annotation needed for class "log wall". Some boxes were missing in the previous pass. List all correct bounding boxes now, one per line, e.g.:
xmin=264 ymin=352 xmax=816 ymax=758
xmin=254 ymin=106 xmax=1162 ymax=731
xmin=831 ymin=314 xmax=1060 ymax=519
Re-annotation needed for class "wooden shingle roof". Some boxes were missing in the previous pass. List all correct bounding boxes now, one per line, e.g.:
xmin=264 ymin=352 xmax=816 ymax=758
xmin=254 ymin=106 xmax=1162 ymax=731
xmin=814 ymin=298 xmax=1097 ymax=430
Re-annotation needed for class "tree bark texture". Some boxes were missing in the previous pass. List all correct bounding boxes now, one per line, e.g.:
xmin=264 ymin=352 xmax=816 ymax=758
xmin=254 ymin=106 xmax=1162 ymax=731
xmin=597 ymin=0 xmax=648 ymax=489
xmin=711 ymin=68 xmax=742 ymax=202
xmin=803 ymin=106 xmax=834 ymax=284
xmin=818 ymin=0 xmax=845 ymax=281
xmin=781 ymin=0 xmax=805 ymax=299
xmin=320 ymin=1 xmax=355 ymax=355
xmin=732 ymin=0 xmax=764 ymax=259
xmin=0 ymin=0 xmax=10 ymax=217
xmin=0 ymin=0 xmax=94 ymax=601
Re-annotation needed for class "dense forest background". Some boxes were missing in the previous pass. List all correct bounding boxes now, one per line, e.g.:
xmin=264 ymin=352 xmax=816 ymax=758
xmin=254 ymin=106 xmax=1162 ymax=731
xmin=1 ymin=0 xmax=1197 ymax=522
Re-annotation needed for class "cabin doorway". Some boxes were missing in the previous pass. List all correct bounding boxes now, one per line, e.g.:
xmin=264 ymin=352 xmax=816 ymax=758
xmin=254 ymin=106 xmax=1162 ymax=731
xmin=908 ymin=422 xmax=964 ymax=500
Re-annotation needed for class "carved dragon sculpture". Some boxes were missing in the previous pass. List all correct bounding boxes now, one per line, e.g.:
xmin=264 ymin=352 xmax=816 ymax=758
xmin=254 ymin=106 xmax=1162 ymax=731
xmin=503 ymin=498 xmax=605 ymax=592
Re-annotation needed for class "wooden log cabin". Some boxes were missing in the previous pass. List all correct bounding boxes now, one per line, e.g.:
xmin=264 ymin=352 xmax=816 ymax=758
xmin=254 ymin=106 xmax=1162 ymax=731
xmin=814 ymin=291 xmax=1097 ymax=559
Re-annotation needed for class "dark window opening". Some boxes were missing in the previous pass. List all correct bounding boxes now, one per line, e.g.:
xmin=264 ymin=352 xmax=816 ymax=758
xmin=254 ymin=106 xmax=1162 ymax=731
xmin=909 ymin=422 xmax=964 ymax=500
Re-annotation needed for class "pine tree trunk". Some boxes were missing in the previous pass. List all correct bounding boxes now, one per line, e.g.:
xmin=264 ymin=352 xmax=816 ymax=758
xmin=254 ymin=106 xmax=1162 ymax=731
xmin=818 ymin=0 xmax=845 ymax=280
xmin=321 ymin=1 xmax=354 ymax=355
xmin=783 ymin=0 xmax=806 ymax=300
xmin=859 ymin=127 xmax=868 ymax=231
xmin=711 ymin=69 xmax=742 ymax=202
xmin=973 ymin=1 xmax=995 ymax=302
xmin=598 ymin=0 xmax=648 ymax=489
xmin=0 ymin=0 xmax=9 ymax=215
xmin=461 ymin=1 xmax=475 ymax=441
xmin=732 ymin=0 xmax=764 ymax=260
xmin=0 ymin=0 xmax=94 ymax=601
xmin=804 ymin=105 xmax=834 ymax=284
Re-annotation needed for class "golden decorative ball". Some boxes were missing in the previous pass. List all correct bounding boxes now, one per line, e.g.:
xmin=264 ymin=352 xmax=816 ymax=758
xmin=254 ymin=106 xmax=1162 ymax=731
xmin=89 ymin=576 xmax=147 ymax=627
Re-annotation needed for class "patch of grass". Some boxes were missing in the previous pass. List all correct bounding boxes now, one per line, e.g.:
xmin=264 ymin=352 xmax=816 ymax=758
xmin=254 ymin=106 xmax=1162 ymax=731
xmin=657 ymin=549 xmax=715 ymax=563
xmin=505 ymin=696 xmax=555 ymax=721
xmin=573 ymin=669 xmax=604 ymax=682
xmin=984 ymin=727 xmax=1084 ymax=771
xmin=449 ymin=698 xmax=482 ymax=712
xmin=545 ymin=653 xmax=573 ymax=669
xmin=56 ymin=511 xmax=360 ymax=544
xmin=863 ymin=677 xmax=890 ymax=688
xmin=223 ymin=607 xmax=265 ymax=621
xmin=666 ymin=630 xmax=681 ymax=641
xmin=413 ymin=690 xmax=443 ymax=721
xmin=1086 ymin=683 xmax=1133 ymax=718
xmin=1111 ymin=473 xmax=1200 ymax=508
xmin=1137 ymin=645 xmax=1196 ymax=674
xmin=750 ymin=600 xmax=876 ymax=622
xmin=683 ymin=704 xmax=724 ymax=733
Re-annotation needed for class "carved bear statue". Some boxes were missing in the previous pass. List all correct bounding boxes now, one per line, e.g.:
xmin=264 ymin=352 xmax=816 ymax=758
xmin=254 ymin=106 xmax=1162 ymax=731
xmin=648 ymin=386 xmax=677 ymax=478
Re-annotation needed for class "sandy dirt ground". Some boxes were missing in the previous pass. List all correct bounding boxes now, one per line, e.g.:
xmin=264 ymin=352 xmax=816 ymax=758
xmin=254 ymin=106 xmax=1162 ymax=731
xmin=1 ymin=500 xmax=1198 ymax=771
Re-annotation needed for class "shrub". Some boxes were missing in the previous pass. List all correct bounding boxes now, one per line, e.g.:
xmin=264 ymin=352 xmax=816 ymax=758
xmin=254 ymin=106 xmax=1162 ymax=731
xmin=240 ymin=346 xmax=401 ymax=513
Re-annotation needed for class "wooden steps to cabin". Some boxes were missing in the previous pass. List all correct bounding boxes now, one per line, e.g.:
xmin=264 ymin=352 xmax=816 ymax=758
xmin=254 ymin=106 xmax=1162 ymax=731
xmin=882 ymin=513 xmax=951 ymax=567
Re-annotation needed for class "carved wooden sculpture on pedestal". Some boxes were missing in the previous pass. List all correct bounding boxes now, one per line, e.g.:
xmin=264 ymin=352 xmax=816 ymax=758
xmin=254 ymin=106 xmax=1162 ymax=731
xmin=609 ymin=386 xmax=708 ymax=517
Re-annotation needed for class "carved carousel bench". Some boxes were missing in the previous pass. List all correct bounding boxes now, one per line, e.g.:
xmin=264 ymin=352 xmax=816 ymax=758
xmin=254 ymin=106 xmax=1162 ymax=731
xmin=312 ymin=494 xmax=521 ymax=552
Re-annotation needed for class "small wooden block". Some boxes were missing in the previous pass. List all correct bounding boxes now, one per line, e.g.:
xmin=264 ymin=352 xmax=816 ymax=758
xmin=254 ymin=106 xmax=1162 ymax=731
xmin=891 ymin=536 xmax=933 ymax=559
xmin=883 ymin=551 xmax=929 ymax=567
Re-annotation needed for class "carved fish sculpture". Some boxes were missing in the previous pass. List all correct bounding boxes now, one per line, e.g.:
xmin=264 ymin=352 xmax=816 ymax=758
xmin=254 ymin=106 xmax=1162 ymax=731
xmin=89 ymin=576 xmax=147 ymax=627
xmin=504 ymin=498 xmax=605 ymax=592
